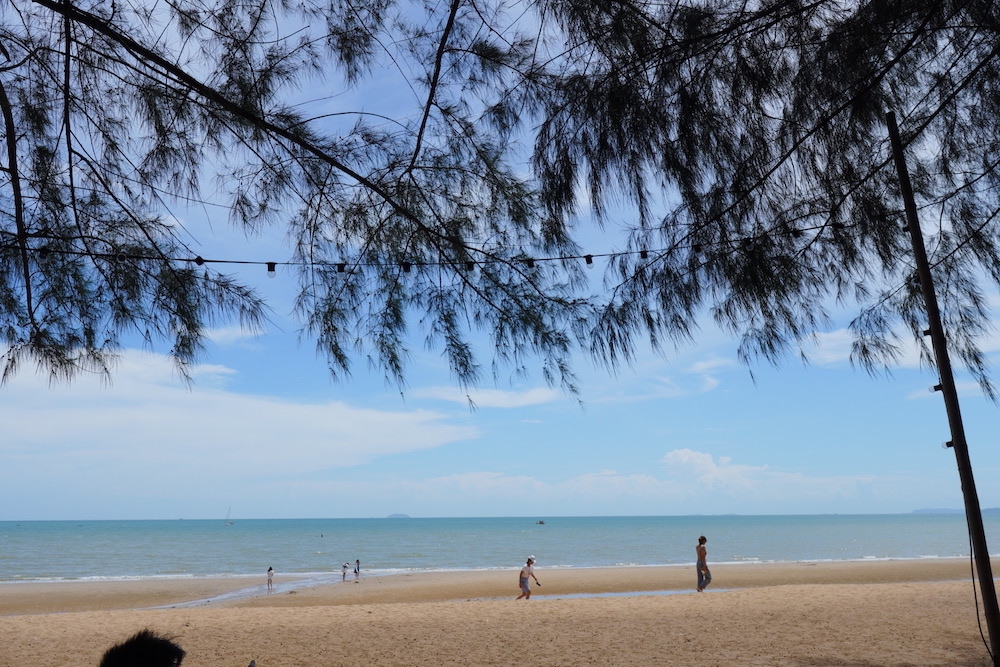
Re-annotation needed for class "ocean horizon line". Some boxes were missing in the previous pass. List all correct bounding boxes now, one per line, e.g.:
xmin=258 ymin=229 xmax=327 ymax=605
xmin=4 ymin=509 xmax=994 ymax=523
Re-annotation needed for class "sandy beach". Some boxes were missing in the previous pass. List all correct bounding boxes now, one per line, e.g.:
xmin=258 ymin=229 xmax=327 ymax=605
xmin=2 ymin=559 xmax=997 ymax=666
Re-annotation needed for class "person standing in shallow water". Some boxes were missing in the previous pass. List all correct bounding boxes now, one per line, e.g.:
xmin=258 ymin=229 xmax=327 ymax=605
xmin=696 ymin=536 xmax=711 ymax=592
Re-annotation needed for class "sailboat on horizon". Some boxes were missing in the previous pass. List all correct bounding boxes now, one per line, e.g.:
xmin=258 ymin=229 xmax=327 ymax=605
xmin=225 ymin=506 xmax=234 ymax=526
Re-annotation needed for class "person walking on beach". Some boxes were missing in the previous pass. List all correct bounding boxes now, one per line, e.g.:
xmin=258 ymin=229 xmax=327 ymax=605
xmin=696 ymin=536 xmax=711 ymax=592
xmin=516 ymin=556 xmax=540 ymax=600
xmin=354 ymin=559 xmax=361 ymax=580
xmin=342 ymin=562 xmax=349 ymax=582
xmin=267 ymin=566 xmax=274 ymax=593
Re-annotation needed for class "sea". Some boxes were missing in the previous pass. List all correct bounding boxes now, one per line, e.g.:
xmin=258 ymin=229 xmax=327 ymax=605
xmin=2 ymin=514 xmax=998 ymax=587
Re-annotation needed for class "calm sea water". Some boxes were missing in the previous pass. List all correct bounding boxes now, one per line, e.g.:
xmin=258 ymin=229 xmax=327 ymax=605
xmin=1 ymin=514 xmax=997 ymax=583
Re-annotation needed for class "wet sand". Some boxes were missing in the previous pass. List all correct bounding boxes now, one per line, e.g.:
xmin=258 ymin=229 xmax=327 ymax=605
xmin=2 ymin=559 xmax=996 ymax=666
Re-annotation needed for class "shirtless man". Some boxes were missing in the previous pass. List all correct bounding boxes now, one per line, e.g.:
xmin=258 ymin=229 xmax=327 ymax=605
xmin=696 ymin=536 xmax=711 ymax=592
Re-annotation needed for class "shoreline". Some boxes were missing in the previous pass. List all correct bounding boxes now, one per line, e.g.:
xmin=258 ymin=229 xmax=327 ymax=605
xmin=0 ymin=557 xmax=988 ymax=616
xmin=4 ymin=559 xmax=997 ymax=666
xmin=0 ymin=552 xmax=981 ymax=583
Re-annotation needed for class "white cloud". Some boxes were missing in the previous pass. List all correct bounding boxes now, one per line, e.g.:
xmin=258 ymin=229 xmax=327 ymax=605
xmin=343 ymin=449 xmax=899 ymax=517
xmin=681 ymin=356 xmax=734 ymax=394
xmin=588 ymin=363 xmax=729 ymax=405
xmin=659 ymin=448 xmax=878 ymax=503
xmin=206 ymin=326 xmax=266 ymax=346
xmin=0 ymin=350 xmax=479 ymax=490
xmin=1 ymin=337 xmax=977 ymax=520
xmin=806 ymin=329 xmax=854 ymax=365
xmin=685 ymin=357 xmax=738 ymax=375
xmin=411 ymin=386 xmax=563 ymax=408
xmin=587 ymin=374 xmax=687 ymax=404
xmin=802 ymin=327 xmax=927 ymax=369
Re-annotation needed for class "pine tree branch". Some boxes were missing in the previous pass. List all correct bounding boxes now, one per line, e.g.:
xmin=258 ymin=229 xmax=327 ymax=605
xmin=0 ymin=78 xmax=38 ymax=332
xmin=406 ymin=0 xmax=462 ymax=177
xmin=27 ymin=0 xmax=435 ymax=239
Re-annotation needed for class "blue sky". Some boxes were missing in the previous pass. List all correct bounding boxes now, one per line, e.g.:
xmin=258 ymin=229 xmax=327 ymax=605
xmin=3 ymin=230 xmax=1000 ymax=521
xmin=3 ymin=8 xmax=999 ymax=522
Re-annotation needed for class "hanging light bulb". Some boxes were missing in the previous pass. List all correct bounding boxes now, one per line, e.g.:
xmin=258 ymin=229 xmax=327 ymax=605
xmin=266 ymin=262 xmax=277 ymax=278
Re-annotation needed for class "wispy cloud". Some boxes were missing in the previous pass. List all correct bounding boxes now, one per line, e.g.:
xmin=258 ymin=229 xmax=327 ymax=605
xmin=206 ymin=326 xmax=266 ymax=347
xmin=802 ymin=327 xmax=924 ymax=368
xmin=685 ymin=357 xmax=738 ymax=375
xmin=0 ymin=350 xmax=478 ymax=491
xmin=659 ymin=448 xmax=882 ymax=505
xmin=806 ymin=329 xmax=854 ymax=365
xmin=587 ymin=360 xmax=730 ymax=405
xmin=350 ymin=449 xmax=906 ymax=517
xmin=411 ymin=386 xmax=563 ymax=408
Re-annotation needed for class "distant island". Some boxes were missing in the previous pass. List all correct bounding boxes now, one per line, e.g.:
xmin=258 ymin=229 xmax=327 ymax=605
xmin=912 ymin=508 xmax=1000 ymax=514
xmin=386 ymin=513 xmax=410 ymax=519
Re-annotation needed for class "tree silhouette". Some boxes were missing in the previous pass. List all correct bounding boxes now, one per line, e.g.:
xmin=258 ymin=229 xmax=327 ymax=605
xmin=2 ymin=0 xmax=594 ymax=390
xmin=525 ymin=0 xmax=1000 ymax=394
xmin=4 ymin=0 xmax=999 ymax=395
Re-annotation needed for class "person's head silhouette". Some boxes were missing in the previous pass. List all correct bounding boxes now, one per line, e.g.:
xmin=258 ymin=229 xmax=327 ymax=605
xmin=99 ymin=629 xmax=185 ymax=667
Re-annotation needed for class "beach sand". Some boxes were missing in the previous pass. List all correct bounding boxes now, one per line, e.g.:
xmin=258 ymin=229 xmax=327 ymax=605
xmin=2 ymin=559 xmax=997 ymax=666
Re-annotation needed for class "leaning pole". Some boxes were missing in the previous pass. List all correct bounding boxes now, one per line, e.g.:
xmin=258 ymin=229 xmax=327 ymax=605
xmin=886 ymin=110 xmax=1000 ymax=665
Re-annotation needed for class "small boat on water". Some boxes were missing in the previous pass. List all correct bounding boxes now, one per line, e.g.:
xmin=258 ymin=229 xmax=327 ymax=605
xmin=225 ymin=507 xmax=234 ymax=526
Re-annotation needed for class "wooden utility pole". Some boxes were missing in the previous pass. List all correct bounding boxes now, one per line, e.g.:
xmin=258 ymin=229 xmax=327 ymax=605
xmin=886 ymin=110 xmax=1000 ymax=666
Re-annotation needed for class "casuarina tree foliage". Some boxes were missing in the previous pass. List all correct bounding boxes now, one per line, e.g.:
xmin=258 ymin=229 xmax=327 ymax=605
xmin=534 ymin=0 xmax=1000 ymax=398
xmin=2 ymin=0 xmax=998 ymax=394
